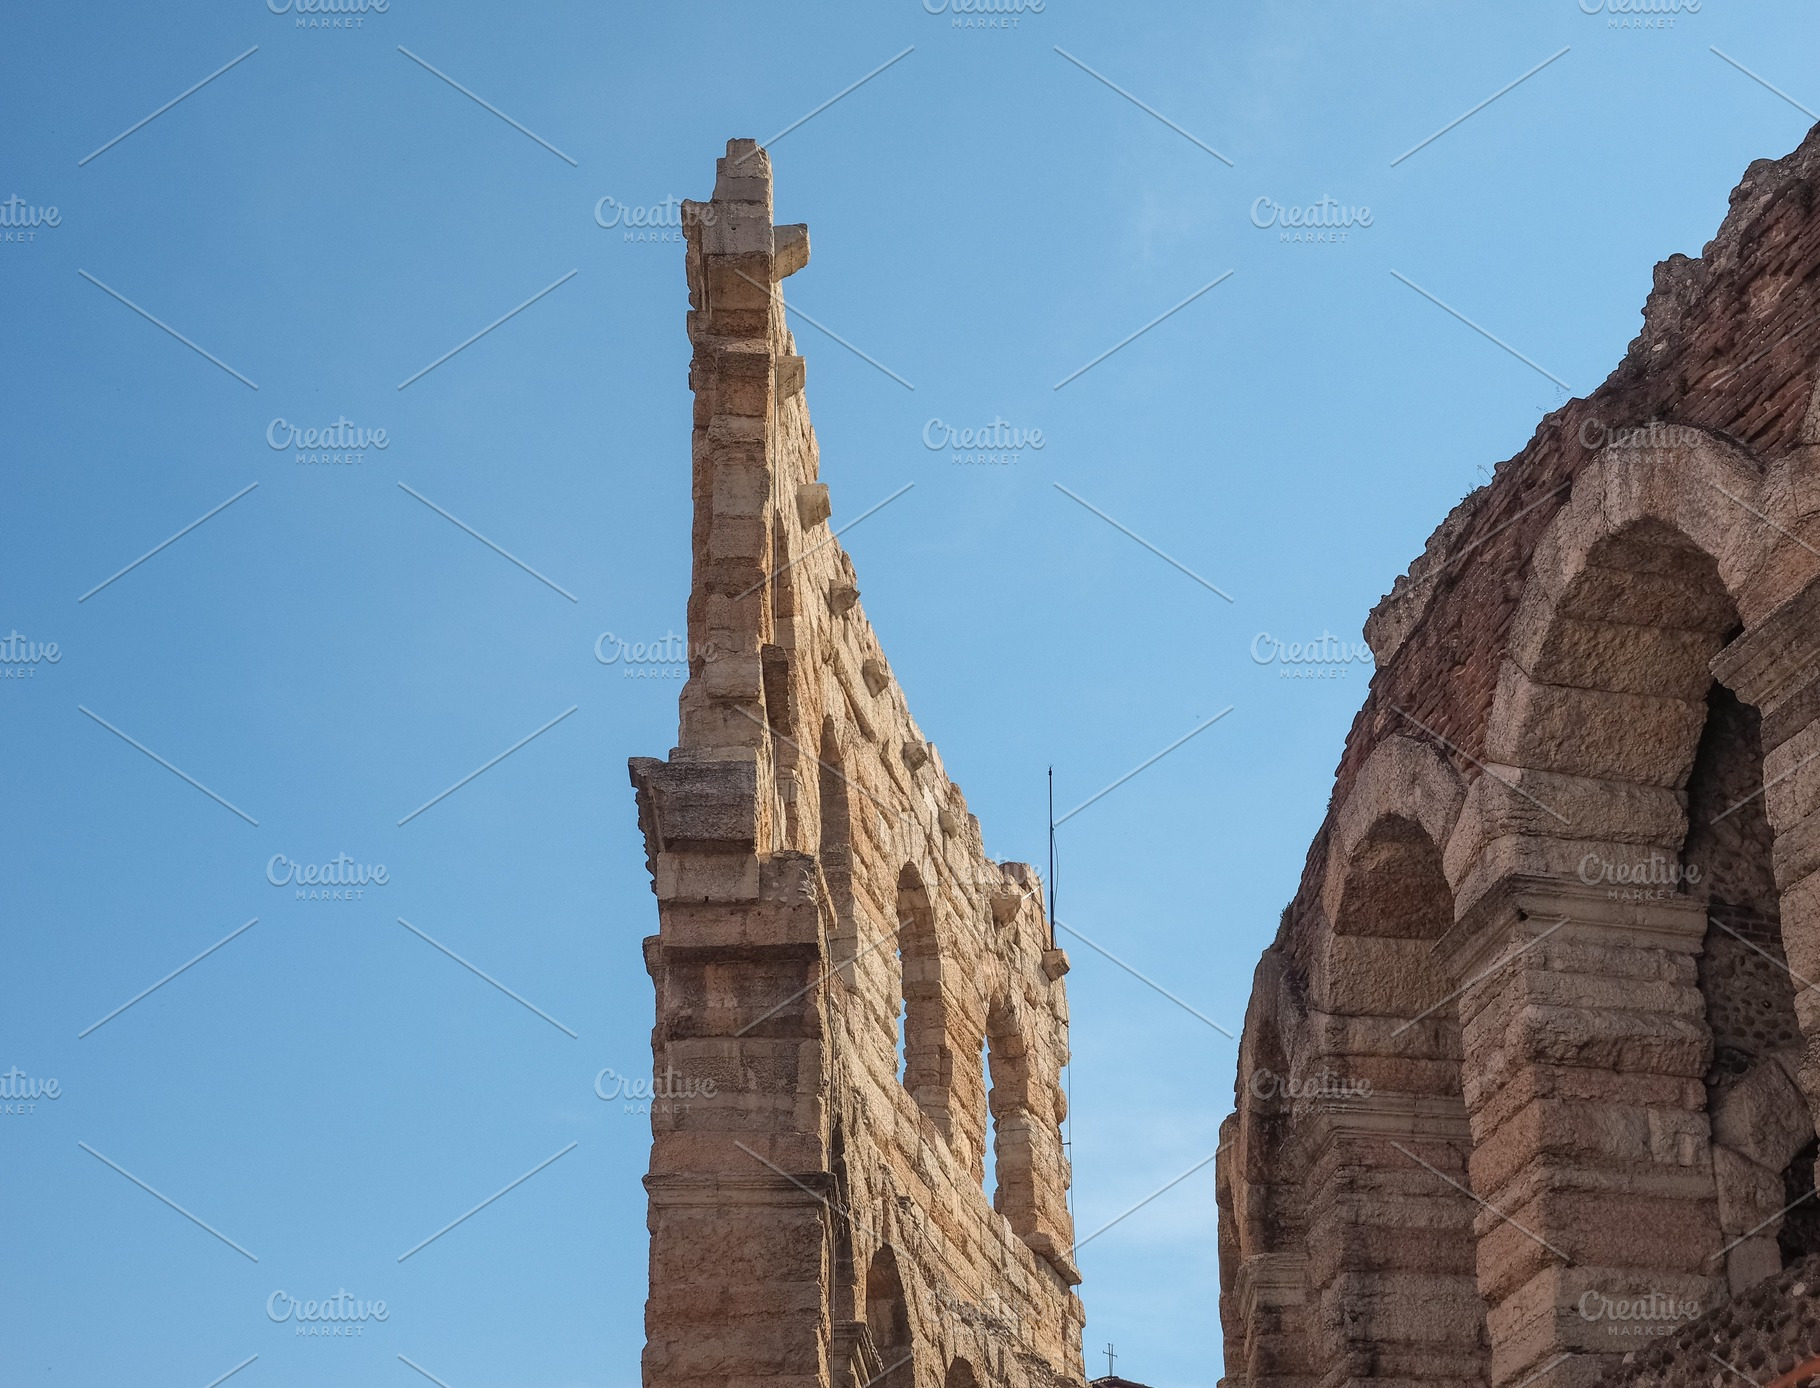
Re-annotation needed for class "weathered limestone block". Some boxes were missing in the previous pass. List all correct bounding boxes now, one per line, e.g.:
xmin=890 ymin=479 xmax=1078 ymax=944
xmin=1483 ymin=663 xmax=1709 ymax=788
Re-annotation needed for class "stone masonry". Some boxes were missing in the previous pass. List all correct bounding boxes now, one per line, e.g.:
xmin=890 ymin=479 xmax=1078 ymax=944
xmin=1219 ymin=130 xmax=1820 ymax=1388
xmin=631 ymin=141 xmax=1086 ymax=1388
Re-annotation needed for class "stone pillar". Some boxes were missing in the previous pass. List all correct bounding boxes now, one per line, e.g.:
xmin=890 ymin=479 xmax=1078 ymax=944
xmin=1299 ymin=1088 xmax=1489 ymax=1388
xmin=631 ymin=136 xmax=834 ymax=1388
xmin=1442 ymin=881 xmax=1721 ymax=1388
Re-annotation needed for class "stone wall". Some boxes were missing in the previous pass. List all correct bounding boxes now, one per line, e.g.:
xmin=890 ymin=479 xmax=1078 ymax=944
xmin=1220 ymin=128 xmax=1820 ymax=1388
xmin=631 ymin=140 xmax=1086 ymax=1388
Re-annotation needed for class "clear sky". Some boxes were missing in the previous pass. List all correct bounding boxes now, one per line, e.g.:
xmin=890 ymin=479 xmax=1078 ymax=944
xmin=3 ymin=3 xmax=1817 ymax=1385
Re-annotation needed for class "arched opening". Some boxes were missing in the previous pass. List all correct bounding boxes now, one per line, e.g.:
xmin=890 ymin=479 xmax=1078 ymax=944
xmin=1685 ymin=683 xmax=1818 ymax=1278
xmin=865 ymin=1248 xmax=915 ymax=1388
xmin=977 ymin=1032 xmax=996 ymax=1198
xmin=944 ymin=1357 xmax=978 ymax=1388
xmin=1227 ymin=971 xmax=1317 ymax=1388
xmin=896 ymin=865 xmax=952 ymax=1140
xmin=1315 ymin=810 xmax=1491 ymax=1388
xmin=818 ymin=717 xmax=858 ymax=966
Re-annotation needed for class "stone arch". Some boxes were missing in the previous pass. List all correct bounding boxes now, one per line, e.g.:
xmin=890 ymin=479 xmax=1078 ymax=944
xmin=1224 ymin=953 xmax=1317 ymax=1388
xmin=1457 ymin=436 xmax=1773 ymax=910
xmin=897 ymin=864 xmax=954 ymax=1141
xmin=944 ymin=1357 xmax=978 ymax=1388
xmin=1322 ymin=734 xmax=1467 ymax=929
xmin=865 ymin=1246 xmax=916 ymax=1388
xmin=1301 ymin=752 xmax=1491 ymax=1388
xmin=1442 ymin=435 xmax=1820 ymax=1385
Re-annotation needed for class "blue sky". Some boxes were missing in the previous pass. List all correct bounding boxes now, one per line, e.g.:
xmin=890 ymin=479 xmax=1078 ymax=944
xmin=3 ymin=3 xmax=1816 ymax=1385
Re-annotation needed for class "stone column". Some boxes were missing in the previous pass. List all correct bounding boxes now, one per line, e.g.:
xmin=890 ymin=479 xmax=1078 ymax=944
xmin=1441 ymin=881 xmax=1721 ymax=1388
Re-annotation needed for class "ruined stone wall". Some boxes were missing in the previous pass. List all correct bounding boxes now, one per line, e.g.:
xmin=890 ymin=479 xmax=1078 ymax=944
xmin=1220 ymin=128 xmax=1820 ymax=1388
xmin=631 ymin=140 xmax=1085 ymax=1388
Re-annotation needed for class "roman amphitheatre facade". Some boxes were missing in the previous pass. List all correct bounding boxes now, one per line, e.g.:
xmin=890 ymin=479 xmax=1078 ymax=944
xmin=1219 ymin=130 xmax=1820 ymax=1388
xmin=627 ymin=131 xmax=1820 ymax=1388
